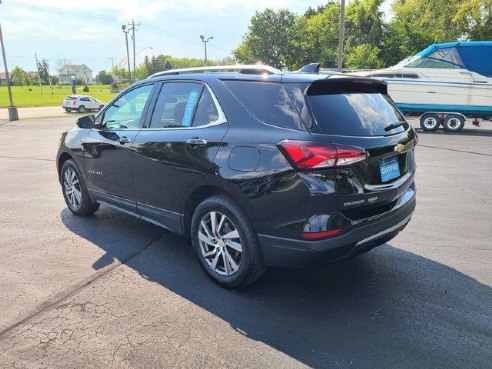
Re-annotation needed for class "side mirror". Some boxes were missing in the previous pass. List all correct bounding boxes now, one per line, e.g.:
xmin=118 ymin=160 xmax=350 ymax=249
xmin=76 ymin=115 xmax=96 ymax=129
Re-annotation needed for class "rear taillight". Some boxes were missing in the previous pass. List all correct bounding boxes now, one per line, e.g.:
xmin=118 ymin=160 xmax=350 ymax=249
xmin=278 ymin=140 xmax=367 ymax=170
xmin=72 ymin=100 xmax=77 ymax=106
xmin=302 ymin=228 xmax=342 ymax=240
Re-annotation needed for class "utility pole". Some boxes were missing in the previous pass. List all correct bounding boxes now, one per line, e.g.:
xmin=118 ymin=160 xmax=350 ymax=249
xmin=200 ymin=35 xmax=213 ymax=66
xmin=122 ymin=25 xmax=131 ymax=82
xmin=128 ymin=20 xmax=139 ymax=80
xmin=34 ymin=52 xmax=43 ymax=95
xmin=0 ymin=21 xmax=18 ymax=121
xmin=337 ymin=0 xmax=346 ymax=72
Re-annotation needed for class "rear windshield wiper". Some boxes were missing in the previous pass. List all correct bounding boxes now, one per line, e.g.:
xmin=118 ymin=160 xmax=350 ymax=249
xmin=385 ymin=121 xmax=407 ymax=132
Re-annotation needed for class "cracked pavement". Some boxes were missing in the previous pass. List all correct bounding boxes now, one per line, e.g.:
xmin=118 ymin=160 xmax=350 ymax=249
xmin=0 ymin=116 xmax=490 ymax=368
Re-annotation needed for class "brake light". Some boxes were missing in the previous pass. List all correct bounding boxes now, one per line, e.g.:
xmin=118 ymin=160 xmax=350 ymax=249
xmin=72 ymin=100 xmax=77 ymax=106
xmin=302 ymin=228 xmax=342 ymax=240
xmin=278 ymin=140 xmax=367 ymax=170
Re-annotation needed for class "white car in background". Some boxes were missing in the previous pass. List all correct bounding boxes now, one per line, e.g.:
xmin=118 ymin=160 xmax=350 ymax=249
xmin=62 ymin=95 xmax=105 ymax=113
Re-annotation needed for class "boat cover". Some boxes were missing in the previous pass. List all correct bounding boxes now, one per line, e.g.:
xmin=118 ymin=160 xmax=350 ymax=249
xmin=417 ymin=41 xmax=492 ymax=77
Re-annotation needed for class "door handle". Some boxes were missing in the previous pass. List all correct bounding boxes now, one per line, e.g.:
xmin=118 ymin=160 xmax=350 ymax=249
xmin=118 ymin=136 xmax=132 ymax=144
xmin=185 ymin=138 xmax=208 ymax=146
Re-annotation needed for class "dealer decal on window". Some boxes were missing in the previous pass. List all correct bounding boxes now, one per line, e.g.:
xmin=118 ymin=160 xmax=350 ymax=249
xmin=181 ymin=89 xmax=200 ymax=127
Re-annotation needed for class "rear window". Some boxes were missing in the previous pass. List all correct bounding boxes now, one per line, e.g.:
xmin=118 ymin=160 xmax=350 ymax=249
xmin=307 ymin=92 xmax=407 ymax=136
xmin=223 ymin=81 xmax=305 ymax=130
xmin=65 ymin=96 xmax=77 ymax=100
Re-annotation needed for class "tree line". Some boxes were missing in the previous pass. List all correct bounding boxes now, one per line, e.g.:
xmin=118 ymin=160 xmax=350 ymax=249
xmin=234 ymin=0 xmax=492 ymax=70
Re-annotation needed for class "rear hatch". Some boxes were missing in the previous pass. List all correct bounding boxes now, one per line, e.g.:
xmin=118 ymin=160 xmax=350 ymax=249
xmin=284 ymin=77 xmax=417 ymax=216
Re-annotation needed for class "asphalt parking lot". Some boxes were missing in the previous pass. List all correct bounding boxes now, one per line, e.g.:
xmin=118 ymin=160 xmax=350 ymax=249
xmin=0 ymin=116 xmax=491 ymax=369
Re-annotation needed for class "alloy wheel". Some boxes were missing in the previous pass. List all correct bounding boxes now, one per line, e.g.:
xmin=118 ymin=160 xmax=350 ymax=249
xmin=63 ymin=167 xmax=82 ymax=209
xmin=198 ymin=211 xmax=242 ymax=276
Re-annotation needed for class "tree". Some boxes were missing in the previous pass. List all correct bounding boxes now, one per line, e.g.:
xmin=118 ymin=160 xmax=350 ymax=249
xmin=96 ymin=70 xmax=114 ymax=85
xmin=453 ymin=0 xmax=492 ymax=40
xmin=291 ymin=2 xmax=340 ymax=69
xmin=134 ymin=64 xmax=149 ymax=80
xmin=233 ymin=9 xmax=298 ymax=69
xmin=11 ymin=66 xmax=27 ymax=88
xmin=37 ymin=59 xmax=50 ymax=84
xmin=345 ymin=44 xmax=384 ymax=69
xmin=345 ymin=0 xmax=385 ymax=49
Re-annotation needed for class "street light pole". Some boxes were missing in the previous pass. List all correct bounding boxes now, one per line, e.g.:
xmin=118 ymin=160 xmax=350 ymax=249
xmin=200 ymin=35 xmax=213 ymax=66
xmin=337 ymin=0 xmax=346 ymax=72
xmin=128 ymin=20 xmax=140 ymax=81
xmin=122 ymin=25 xmax=132 ymax=82
xmin=0 ymin=22 xmax=18 ymax=121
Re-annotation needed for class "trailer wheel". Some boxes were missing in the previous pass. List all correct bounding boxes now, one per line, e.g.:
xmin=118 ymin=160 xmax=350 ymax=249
xmin=443 ymin=114 xmax=465 ymax=132
xmin=420 ymin=113 xmax=440 ymax=132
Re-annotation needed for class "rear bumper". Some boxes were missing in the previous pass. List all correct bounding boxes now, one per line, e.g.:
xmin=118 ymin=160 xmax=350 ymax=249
xmin=257 ymin=183 xmax=416 ymax=268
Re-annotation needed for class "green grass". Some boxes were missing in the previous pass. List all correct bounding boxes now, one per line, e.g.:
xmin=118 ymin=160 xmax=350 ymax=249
xmin=0 ymin=85 xmax=118 ymax=108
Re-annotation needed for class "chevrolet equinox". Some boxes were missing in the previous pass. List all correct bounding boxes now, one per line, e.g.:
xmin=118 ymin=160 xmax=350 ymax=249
xmin=56 ymin=65 xmax=417 ymax=288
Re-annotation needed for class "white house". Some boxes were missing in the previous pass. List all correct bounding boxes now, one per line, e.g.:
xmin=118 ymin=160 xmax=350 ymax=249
xmin=58 ymin=64 xmax=94 ymax=84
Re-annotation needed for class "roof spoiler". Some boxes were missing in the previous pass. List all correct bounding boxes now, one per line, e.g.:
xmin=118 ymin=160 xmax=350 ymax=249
xmin=307 ymin=77 xmax=388 ymax=95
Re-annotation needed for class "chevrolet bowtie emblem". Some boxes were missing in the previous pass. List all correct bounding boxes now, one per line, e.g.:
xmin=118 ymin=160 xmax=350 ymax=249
xmin=395 ymin=144 xmax=405 ymax=153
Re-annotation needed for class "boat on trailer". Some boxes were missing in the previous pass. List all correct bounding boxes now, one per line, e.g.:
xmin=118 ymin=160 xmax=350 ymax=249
xmin=347 ymin=41 xmax=492 ymax=132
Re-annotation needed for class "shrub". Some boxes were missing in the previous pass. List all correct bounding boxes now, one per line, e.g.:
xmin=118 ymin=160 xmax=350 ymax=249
xmin=82 ymin=85 xmax=89 ymax=92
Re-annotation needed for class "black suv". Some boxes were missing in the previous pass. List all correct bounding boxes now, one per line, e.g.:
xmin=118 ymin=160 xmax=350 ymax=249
xmin=57 ymin=65 xmax=417 ymax=288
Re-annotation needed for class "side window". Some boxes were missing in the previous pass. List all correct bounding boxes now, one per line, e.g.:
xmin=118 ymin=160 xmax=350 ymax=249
xmin=103 ymin=84 xmax=153 ymax=130
xmin=150 ymin=82 xmax=204 ymax=128
xmin=192 ymin=88 xmax=219 ymax=127
xmin=224 ymin=81 xmax=305 ymax=130
xmin=80 ymin=97 xmax=90 ymax=101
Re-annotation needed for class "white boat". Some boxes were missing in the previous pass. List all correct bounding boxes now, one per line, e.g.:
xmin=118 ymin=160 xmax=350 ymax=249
xmin=343 ymin=42 xmax=492 ymax=131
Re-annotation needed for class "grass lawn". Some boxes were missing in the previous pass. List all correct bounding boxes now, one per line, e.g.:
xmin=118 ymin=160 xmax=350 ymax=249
xmin=0 ymin=85 xmax=118 ymax=108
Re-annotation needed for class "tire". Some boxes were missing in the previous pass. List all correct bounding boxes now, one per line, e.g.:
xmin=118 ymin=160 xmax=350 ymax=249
xmin=443 ymin=114 xmax=465 ymax=132
xmin=78 ymin=105 xmax=86 ymax=113
xmin=61 ymin=159 xmax=99 ymax=216
xmin=64 ymin=108 xmax=72 ymax=113
xmin=191 ymin=195 xmax=267 ymax=288
xmin=98 ymin=105 xmax=104 ymax=111
xmin=420 ymin=113 xmax=440 ymax=131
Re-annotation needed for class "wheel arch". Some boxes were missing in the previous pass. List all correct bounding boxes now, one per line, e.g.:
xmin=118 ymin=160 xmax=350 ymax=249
xmin=182 ymin=181 xmax=251 ymax=238
xmin=57 ymin=152 xmax=73 ymax=181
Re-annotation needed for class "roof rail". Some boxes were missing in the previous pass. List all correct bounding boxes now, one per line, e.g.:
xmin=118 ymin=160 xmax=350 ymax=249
xmin=149 ymin=65 xmax=282 ymax=78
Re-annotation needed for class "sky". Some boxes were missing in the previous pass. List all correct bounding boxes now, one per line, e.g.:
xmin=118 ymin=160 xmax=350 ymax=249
xmin=1 ymin=0 xmax=392 ymax=75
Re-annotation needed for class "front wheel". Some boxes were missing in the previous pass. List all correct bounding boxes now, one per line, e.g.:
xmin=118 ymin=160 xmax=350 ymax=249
xmin=191 ymin=196 xmax=266 ymax=288
xmin=61 ymin=159 xmax=99 ymax=216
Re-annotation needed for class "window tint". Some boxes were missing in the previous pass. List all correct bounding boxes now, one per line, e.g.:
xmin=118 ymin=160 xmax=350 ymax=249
xmin=307 ymin=93 xmax=407 ymax=136
xmin=150 ymin=83 xmax=206 ymax=128
xmin=193 ymin=88 xmax=220 ymax=127
xmin=103 ymin=84 xmax=153 ymax=129
xmin=224 ymin=81 xmax=305 ymax=130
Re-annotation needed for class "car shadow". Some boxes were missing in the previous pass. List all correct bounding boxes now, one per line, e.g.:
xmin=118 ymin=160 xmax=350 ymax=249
xmin=60 ymin=207 xmax=492 ymax=369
